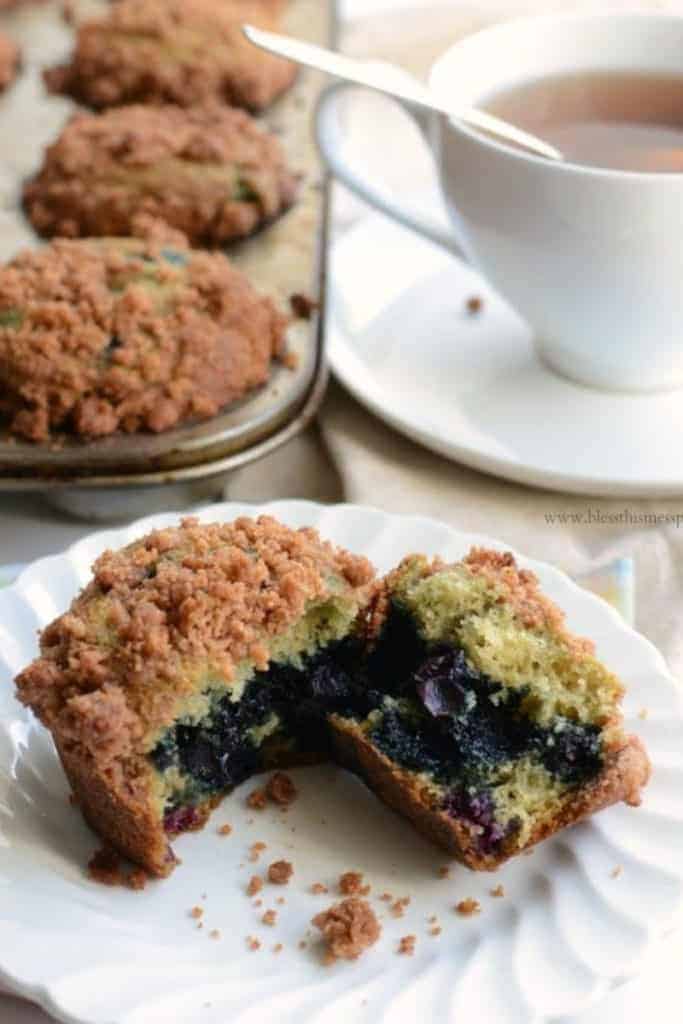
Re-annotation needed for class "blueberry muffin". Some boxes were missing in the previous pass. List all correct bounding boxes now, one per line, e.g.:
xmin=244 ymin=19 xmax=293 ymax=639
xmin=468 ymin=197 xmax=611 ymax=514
xmin=24 ymin=105 xmax=300 ymax=245
xmin=15 ymin=528 xmax=650 ymax=878
xmin=15 ymin=517 xmax=375 ymax=876
xmin=0 ymin=237 xmax=287 ymax=443
xmin=44 ymin=0 xmax=298 ymax=112
xmin=0 ymin=30 xmax=19 ymax=94
xmin=330 ymin=549 xmax=650 ymax=870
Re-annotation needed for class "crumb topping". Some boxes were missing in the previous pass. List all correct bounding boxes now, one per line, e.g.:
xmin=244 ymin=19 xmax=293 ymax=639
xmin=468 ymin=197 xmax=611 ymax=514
xmin=16 ymin=516 xmax=374 ymax=768
xmin=0 ymin=238 xmax=287 ymax=443
xmin=267 ymin=859 xmax=293 ymax=885
xmin=312 ymin=898 xmax=381 ymax=964
xmin=24 ymin=105 xmax=299 ymax=244
xmin=45 ymin=0 xmax=297 ymax=112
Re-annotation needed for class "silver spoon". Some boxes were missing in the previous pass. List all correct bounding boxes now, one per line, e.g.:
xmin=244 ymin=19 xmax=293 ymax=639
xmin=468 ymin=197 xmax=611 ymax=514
xmin=243 ymin=24 xmax=564 ymax=163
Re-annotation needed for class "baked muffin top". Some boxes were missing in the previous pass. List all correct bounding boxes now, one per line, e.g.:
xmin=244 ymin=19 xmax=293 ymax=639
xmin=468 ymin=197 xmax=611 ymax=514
xmin=16 ymin=516 xmax=375 ymax=750
xmin=44 ymin=0 xmax=298 ymax=111
xmin=24 ymin=104 xmax=300 ymax=244
xmin=0 ymin=237 xmax=287 ymax=443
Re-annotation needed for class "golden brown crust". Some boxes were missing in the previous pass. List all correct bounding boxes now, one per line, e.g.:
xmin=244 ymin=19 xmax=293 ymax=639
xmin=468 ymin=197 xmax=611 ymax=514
xmin=24 ymin=105 xmax=300 ymax=244
xmin=0 ymin=237 xmax=287 ymax=443
xmin=329 ymin=716 xmax=651 ymax=870
xmin=44 ymin=0 xmax=298 ymax=112
xmin=0 ymin=31 xmax=19 ymax=93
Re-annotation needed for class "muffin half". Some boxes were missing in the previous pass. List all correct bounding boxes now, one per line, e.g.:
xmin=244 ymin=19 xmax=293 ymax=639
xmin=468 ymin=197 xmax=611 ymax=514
xmin=330 ymin=549 xmax=650 ymax=869
xmin=0 ymin=236 xmax=287 ymax=443
xmin=24 ymin=105 xmax=300 ymax=245
xmin=15 ymin=517 xmax=375 ymax=876
xmin=44 ymin=0 xmax=298 ymax=112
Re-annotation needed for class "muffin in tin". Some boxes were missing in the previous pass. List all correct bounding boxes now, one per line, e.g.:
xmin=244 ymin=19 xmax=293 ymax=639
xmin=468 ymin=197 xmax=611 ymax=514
xmin=0 ymin=236 xmax=287 ymax=443
xmin=44 ymin=0 xmax=298 ymax=112
xmin=24 ymin=105 xmax=300 ymax=245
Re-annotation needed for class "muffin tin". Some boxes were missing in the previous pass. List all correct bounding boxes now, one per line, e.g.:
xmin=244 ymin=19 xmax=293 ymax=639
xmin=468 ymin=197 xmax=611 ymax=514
xmin=0 ymin=0 xmax=334 ymax=517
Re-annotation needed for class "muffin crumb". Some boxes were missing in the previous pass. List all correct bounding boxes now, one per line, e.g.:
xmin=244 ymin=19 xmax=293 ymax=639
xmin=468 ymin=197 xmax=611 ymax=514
xmin=273 ymin=943 xmax=283 ymax=954
xmin=249 ymin=842 xmax=267 ymax=863
xmin=438 ymin=866 xmax=451 ymax=879
xmin=247 ymin=875 xmax=263 ymax=897
xmin=610 ymin=865 xmax=623 ymax=879
xmin=312 ymin=898 xmax=381 ymax=965
xmin=247 ymin=787 xmax=268 ymax=810
xmin=218 ymin=824 xmax=232 ymax=836
xmin=490 ymin=885 xmax=505 ymax=898
xmin=267 ymin=859 xmax=293 ymax=885
xmin=209 ymin=929 xmax=221 ymax=940
xmin=398 ymin=935 xmax=416 ymax=956
xmin=466 ymin=295 xmax=483 ymax=315
xmin=311 ymin=882 xmax=329 ymax=895
xmin=190 ymin=906 xmax=204 ymax=919
xmin=455 ymin=898 xmax=481 ymax=917
xmin=262 ymin=909 xmax=277 ymax=926
xmin=339 ymin=871 xmax=367 ymax=896
xmin=266 ymin=771 xmax=298 ymax=805
xmin=246 ymin=936 xmax=261 ymax=951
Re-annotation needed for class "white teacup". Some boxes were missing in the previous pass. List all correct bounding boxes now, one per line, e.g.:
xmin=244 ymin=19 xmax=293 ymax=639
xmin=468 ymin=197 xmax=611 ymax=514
xmin=316 ymin=12 xmax=683 ymax=393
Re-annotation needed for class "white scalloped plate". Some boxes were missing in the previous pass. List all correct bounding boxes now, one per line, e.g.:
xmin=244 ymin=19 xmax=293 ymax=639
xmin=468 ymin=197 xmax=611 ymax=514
xmin=1 ymin=500 xmax=682 ymax=1024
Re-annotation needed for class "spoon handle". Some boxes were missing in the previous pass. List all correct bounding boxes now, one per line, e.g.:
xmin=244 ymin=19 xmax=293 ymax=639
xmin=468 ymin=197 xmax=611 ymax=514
xmin=242 ymin=24 xmax=563 ymax=162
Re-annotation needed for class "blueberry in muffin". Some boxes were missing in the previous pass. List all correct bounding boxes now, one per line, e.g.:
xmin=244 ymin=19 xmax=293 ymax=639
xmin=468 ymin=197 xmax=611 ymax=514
xmin=15 ymin=517 xmax=375 ymax=876
xmin=0 ymin=236 xmax=287 ymax=443
xmin=44 ymin=0 xmax=298 ymax=112
xmin=24 ymin=105 xmax=300 ymax=245
xmin=15 ymin=531 xmax=650 ymax=878
xmin=330 ymin=550 xmax=650 ymax=870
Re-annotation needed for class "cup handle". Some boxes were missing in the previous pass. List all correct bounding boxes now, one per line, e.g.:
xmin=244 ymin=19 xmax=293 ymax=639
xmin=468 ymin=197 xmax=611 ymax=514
xmin=315 ymin=80 xmax=472 ymax=262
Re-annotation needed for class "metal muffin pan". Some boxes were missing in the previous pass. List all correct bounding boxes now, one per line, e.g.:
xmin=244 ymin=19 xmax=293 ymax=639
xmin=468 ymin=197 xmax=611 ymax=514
xmin=0 ymin=0 xmax=335 ymax=497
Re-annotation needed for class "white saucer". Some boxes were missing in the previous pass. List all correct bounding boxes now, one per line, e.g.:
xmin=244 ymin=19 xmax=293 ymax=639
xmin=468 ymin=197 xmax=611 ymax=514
xmin=328 ymin=212 xmax=683 ymax=497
